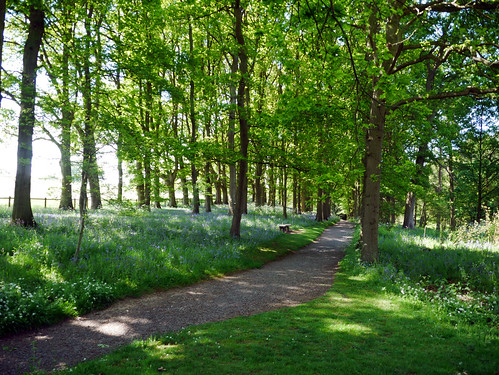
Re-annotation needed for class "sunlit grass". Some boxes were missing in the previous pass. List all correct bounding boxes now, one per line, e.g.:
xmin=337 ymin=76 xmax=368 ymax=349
xmin=0 ymin=204 xmax=332 ymax=335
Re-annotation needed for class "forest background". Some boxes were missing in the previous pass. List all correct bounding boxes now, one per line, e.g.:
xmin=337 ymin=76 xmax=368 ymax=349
xmin=0 ymin=0 xmax=498 ymax=262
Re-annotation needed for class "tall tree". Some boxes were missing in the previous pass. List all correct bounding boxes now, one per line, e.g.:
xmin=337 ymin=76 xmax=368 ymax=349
xmin=354 ymin=0 xmax=499 ymax=262
xmin=0 ymin=0 xmax=6 ymax=107
xmin=230 ymin=0 xmax=249 ymax=237
xmin=12 ymin=2 xmax=44 ymax=227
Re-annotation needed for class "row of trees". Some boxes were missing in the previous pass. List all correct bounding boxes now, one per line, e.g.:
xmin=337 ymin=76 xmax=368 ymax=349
xmin=1 ymin=0 xmax=498 ymax=261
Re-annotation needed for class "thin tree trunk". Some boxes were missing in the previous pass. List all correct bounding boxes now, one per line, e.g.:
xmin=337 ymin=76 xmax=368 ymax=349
xmin=449 ymin=157 xmax=456 ymax=231
xmin=59 ymin=27 xmax=74 ymax=210
xmin=153 ymin=163 xmax=161 ymax=209
xmin=222 ymin=164 xmax=228 ymax=204
xmin=476 ymin=119 xmax=484 ymax=223
xmin=87 ymin=133 xmax=102 ymax=209
xmin=136 ymin=160 xmax=145 ymax=207
xmin=81 ymin=5 xmax=101 ymax=210
xmin=0 ymin=0 xmax=6 ymax=107
xmin=180 ymin=165 xmax=189 ymax=206
xmin=188 ymin=22 xmax=199 ymax=214
xmin=282 ymin=166 xmax=287 ymax=219
xmin=205 ymin=162 xmax=212 ymax=212
xmin=316 ymin=188 xmax=323 ymax=222
xmin=255 ymin=161 xmax=265 ymax=206
xmin=117 ymin=134 xmax=123 ymax=202
xmin=268 ymin=164 xmax=276 ymax=207
xmin=12 ymin=4 xmax=44 ymax=227
xmin=436 ymin=150 xmax=442 ymax=231
xmin=144 ymin=155 xmax=151 ymax=208
xmin=228 ymin=54 xmax=238 ymax=215
xmin=215 ymin=162 xmax=223 ymax=205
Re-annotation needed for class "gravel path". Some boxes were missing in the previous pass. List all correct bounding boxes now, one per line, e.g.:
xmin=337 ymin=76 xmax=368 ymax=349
xmin=0 ymin=221 xmax=354 ymax=374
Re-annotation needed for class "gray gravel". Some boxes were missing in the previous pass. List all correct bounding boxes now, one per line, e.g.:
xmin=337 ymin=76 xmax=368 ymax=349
xmin=0 ymin=221 xmax=354 ymax=374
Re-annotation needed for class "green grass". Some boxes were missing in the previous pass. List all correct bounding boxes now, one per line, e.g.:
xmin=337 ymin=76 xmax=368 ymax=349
xmin=0 ymin=205 xmax=334 ymax=335
xmin=50 ymin=226 xmax=498 ymax=375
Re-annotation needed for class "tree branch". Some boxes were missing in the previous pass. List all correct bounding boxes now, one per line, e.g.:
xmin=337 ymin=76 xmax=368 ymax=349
xmin=406 ymin=1 xmax=499 ymax=15
xmin=390 ymin=86 xmax=499 ymax=111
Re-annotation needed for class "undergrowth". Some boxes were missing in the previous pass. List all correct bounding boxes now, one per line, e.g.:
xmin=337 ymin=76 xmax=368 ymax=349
xmin=343 ymin=220 xmax=498 ymax=329
xmin=0 ymin=205 xmax=332 ymax=335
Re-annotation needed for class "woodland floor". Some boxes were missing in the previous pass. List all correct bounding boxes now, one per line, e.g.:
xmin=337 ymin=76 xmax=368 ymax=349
xmin=0 ymin=221 xmax=354 ymax=374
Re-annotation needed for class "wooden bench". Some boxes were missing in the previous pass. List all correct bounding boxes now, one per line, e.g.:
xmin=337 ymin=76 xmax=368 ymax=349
xmin=278 ymin=224 xmax=291 ymax=233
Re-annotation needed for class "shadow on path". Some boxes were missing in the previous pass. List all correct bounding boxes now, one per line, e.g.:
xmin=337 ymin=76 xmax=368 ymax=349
xmin=0 ymin=221 xmax=354 ymax=374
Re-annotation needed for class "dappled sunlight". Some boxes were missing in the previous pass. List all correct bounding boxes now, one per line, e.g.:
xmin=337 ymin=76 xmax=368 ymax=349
xmin=70 ymin=315 xmax=152 ymax=337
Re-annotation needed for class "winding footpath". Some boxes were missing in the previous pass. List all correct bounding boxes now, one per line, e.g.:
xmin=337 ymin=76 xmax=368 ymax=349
xmin=1 ymin=221 xmax=354 ymax=374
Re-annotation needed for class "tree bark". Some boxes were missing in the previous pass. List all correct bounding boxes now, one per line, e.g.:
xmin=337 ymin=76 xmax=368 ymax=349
xmin=228 ymin=54 xmax=238 ymax=215
xmin=12 ymin=4 xmax=44 ymax=227
xmin=188 ymin=22 xmax=200 ymax=214
xmin=316 ymin=188 xmax=323 ymax=222
xmin=215 ymin=162 xmax=223 ymax=205
xmin=282 ymin=166 xmax=287 ymax=219
xmin=230 ymin=0 xmax=249 ymax=237
xmin=135 ymin=160 xmax=145 ymax=207
xmin=153 ymin=163 xmax=161 ymax=209
xmin=59 ymin=23 xmax=74 ymax=210
xmin=81 ymin=5 xmax=101 ymax=210
xmin=117 ymin=134 xmax=123 ymax=202
xmin=166 ymin=170 xmax=177 ymax=207
xmin=449 ymin=156 xmax=456 ymax=230
xmin=255 ymin=161 xmax=265 ymax=206
xmin=205 ymin=162 xmax=212 ymax=212
xmin=359 ymin=82 xmax=386 ymax=262
xmin=0 ymin=0 xmax=6 ymax=107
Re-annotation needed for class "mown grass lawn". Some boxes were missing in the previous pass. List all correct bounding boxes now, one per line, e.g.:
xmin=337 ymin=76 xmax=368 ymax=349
xmin=49 ymin=223 xmax=498 ymax=375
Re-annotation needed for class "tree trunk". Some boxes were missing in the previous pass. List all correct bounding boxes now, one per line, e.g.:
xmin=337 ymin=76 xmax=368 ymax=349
xmin=449 ymin=157 xmax=456 ymax=231
xmin=476 ymin=120 xmax=484 ymax=223
xmin=359 ymin=82 xmax=385 ymax=262
xmin=324 ymin=196 xmax=331 ymax=221
xmin=87 ymin=133 xmax=102 ymax=209
xmin=12 ymin=4 xmax=44 ymax=227
xmin=166 ymin=171 xmax=177 ymax=207
xmin=215 ymin=162 xmax=223 ymax=205
xmin=315 ymin=188 xmax=323 ymax=222
xmin=282 ymin=167 xmax=287 ymax=219
xmin=117 ymin=134 xmax=123 ymax=202
xmin=228 ymin=54 xmax=238 ymax=216
xmin=292 ymin=172 xmax=298 ymax=214
xmin=0 ymin=0 xmax=6 ymax=107
xmin=436 ymin=152 xmax=442 ymax=231
xmin=230 ymin=0 xmax=249 ymax=238
xmin=81 ymin=5 xmax=101 ymax=210
xmin=144 ymin=155 xmax=151 ymax=208
xmin=59 ymin=30 xmax=74 ymax=210
xmin=188 ymin=22 xmax=200 ymax=215
xmin=402 ymin=191 xmax=415 ymax=229
xmin=153 ymin=163 xmax=161 ymax=209
xmin=136 ymin=160 xmax=145 ymax=207
xmin=255 ymin=161 xmax=265 ymax=206
xmin=268 ymin=164 xmax=276 ymax=207
xmin=205 ymin=162 xmax=212 ymax=212
xmin=222 ymin=164 xmax=228 ymax=204
xmin=180 ymin=163 xmax=189 ymax=206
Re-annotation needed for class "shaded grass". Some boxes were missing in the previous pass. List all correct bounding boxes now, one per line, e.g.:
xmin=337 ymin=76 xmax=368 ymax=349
xmin=46 ymin=225 xmax=498 ymax=375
